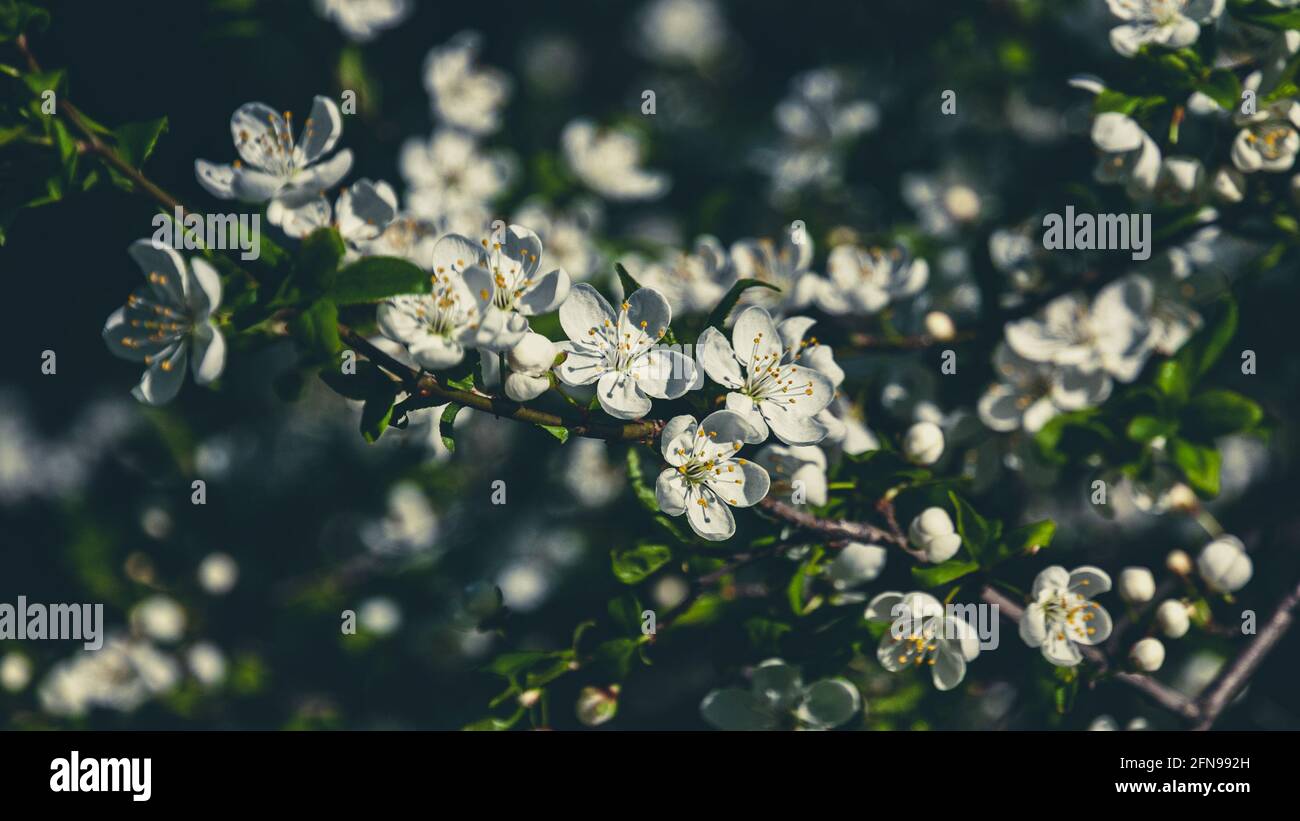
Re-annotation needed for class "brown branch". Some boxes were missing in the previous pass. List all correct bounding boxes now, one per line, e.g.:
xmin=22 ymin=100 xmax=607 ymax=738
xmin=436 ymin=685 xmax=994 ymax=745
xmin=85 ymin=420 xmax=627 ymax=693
xmin=337 ymin=325 xmax=664 ymax=442
xmin=757 ymin=497 xmax=908 ymax=550
xmin=16 ymin=34 xmax=187 ymax=216
xmin=979 ymin=586 xmax=1201 ymax=721
xmin=1192 ymin=574 xmax=1300 ymax=730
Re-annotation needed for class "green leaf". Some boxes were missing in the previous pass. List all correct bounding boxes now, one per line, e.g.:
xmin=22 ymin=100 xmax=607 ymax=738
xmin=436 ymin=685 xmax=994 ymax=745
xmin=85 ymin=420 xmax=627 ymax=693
xmin=1197 ymin=70 xmax=1241 ymax=112
xmin=610 ymin=544 xmax=672 ymax=584
xmin=948 ymin=492 xmax=992 ymax=561
xmin=705 ymin=278 xmax=781 ymax=330
xmin=591 ymin=638 xmax=640 ymax=678
xmin=1126 ymin=414 xmax=1178 ymax=443
xmin=294 ymin=227 xmax=346 ymax=296
xmin=289 ymin=299 xmax=341 ymax=362
xmin=911 ymin=559 xmax=980 ymax=589
xmin=114 ymin=117 xmax=168 ymax=168
xmin=537 ymin=424 xmax=569 ymax=443
xmin=1002 ymin=519 xmax=1056 ymax=556
xmin=1170 ymin=436 xmax=1221 ymax=497
xmin=359 ymin=390 xmax=397 ymax=443
xmin=1176 ymin=296 xmax=1237 ymax=383
xmin=0 ymin=1 xmax=50 ymax=42
xmin=21 ymin=68 xmax=64 ymax=100
xmin=1034 ymin=410 xmax=1112 ymax=464
xmin=483 ymin=651 xmax=553 ymax=679
xmin=1182 ymin=390 xmax=1262 ymax=441
xmin=615 ymin=262 xmax=641 ymax=297
xmin=328 ymin=256 xmax=430 ymax=304
xmin=1155 ymin=360 xmax=1190 ymax=404
xmin=625 ymin=447 xmax=660 ymax=512
xmin=439 ymin=404 xmax=461 ymax=453
xmin=318 ymin=360 xmax=390 ymax=400
xmin=787 ymin=549 xmax=825 ymax=616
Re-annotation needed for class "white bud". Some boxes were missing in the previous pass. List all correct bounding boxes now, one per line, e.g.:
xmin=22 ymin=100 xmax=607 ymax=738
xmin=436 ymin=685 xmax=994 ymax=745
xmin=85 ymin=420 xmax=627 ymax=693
xmin=1088 ymin=715 xmax=1119 ymax=731
xmin=828 ymin=542 xmax=888 ymax=589
xmin=130 ymin=595 xmax=186 ymax=643
xmin=575 ymin=685 xmax=618 ymax=727
xmin=1165 ymin=549 xmax=1193 ymax=577
xmin=1155 ymin=599 xmax=1191 ymax=639
xmin=518 ymin=688 xmax=542 ymax=708
xmin=507 ymin=332 xmax=558 ymax=377
xmin=1163 ymin=482 xmax=1198 ymax=513
xmin=902 ymin=421 xmax=945 ymax=466
xmin=1129 ymin=637 xmax=1166 ymax=672
xmin=909 ymin=507 xmax=962 ymax=563
xmin=1117 ymin=567 xmax=1156 ymax=604
xmin=198 ymin=552 xmax=239 ymax=595
xmin=1126 ymin=717 xmax=1151 ymax=731
xmin=0 ymin=652 xmax=32 ymax=692
xmin=504 ymin=371 xmax=550 ymax=402
xmin=924 ymin=310 xmax=956 ymax=341
xmin=1197 ymin=535 xmax=1252 ymax=593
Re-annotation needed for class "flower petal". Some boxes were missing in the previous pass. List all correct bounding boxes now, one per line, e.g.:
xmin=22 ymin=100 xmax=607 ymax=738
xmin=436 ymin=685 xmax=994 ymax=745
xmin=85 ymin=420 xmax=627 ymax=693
xmin=559 ymin=282 xmax=618 ymax=343
xmin=596 ymin=370 xmax=652 ymax=420
xmin=655 ymin=469 xmax=689 ymax=516
xmin=555 ymin=341 xmax=608 ymax=386
xmin=189 ymin=322 xmax=226 ymax=385
xmin=516 ymin=267 xmax=571 ymax=316
xmin=696 ymin=326 xmax=745 ymax=389
xmin=298 ymin=95 xmax=343 ymax=165
xmin=732 ymin=306 xmax=783 ymax=368
xmin=132 ymin=343 xmax=188 ymax=406
xmin=630 ymin=349 xmax=697 ymax=399
xmin=685 ymin=486 xmax=736 ymax=541
xmin=660 ymin=415 xmax=698 ymax=465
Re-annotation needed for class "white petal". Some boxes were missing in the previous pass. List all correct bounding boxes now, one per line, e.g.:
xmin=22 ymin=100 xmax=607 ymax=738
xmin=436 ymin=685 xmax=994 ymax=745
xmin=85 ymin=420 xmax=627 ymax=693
xmin=298 ymin=96 xmax=343 ymax=164
xmin=731 ymin=306 xmax=783 ymax=368
xmin=516 ymin=268 xmax=571 ymax=316
xmin=630 ymin=349 xmax=697 ymax=399
xmin=596 ymin=370 xmax=652 ymax=420
xmin=559 ymin=283 xmax=618 ymax=342
xmin=132 ymin=343 xmax=188 ymax=405
xmin=696 ymin=326 xmax=745 ymax=389
xmin=685 ymin=486 xmax=736 ymax=541
xmin=189 ymin=322 xmax=226 ymax=385
xmin=555 ymin=342 xmax=608 ymax=386
xmin=195 ymin=160 xmax=236 ymax=199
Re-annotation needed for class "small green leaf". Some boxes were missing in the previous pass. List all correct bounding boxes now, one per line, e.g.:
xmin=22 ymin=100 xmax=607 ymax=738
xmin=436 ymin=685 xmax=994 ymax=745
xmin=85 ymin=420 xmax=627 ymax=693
xmin=439 ymin=404 xmax=461 ymax=452
xmin=1002 ymin=519 xmax=1056 ymax=556
xmin=1176 ymin=296 xmax=1237 ymax=383
xmin=294 ymin=227 xmax=346 ymax=296
xmin=591 ymin=638 xmax=640 ymax=678
xmin=1197 ymin=70 xmax=1241 ymax=112
xmin=1170 ymin=436 xmax=1221 ymax=497
xmin=114 ymin=117 xmax=168 ymax=168
xmin=625 ymin=447 xmax=660 ymax=512
xmin=615 ymin=262 xmax=641 ymax=297
xmin=948 ymin=492 xmax=992 ymax=561
xmin=1182 ymin=389 xmax=1262 ymax=441
xmin=610 ymin=544 xmax=672 ymax=584
xmin=705 ymin=278 xmax=781 ymax=330
xmin=910 ymin=559 xmax=980 ymax=589
xmin=1155 ymin=360 xmax=1190 ymax=404
xmin=289 ymin=299 xmax=341 ymax=362
xmin=1126 ymin=414 xmax=1178 ymax=443
xmin=537 ymin=424 xmax=569 ymax=443
xmin=328 ymin=256 xmax=430 ymax=304
xmin=359 ymin=390 xmax=397 ymax=443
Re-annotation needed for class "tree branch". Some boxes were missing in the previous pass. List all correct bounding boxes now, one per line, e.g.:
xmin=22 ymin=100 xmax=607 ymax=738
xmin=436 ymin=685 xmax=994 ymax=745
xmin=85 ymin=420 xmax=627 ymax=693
xmin=1192 ymin=574 xmax=1300 ymax=730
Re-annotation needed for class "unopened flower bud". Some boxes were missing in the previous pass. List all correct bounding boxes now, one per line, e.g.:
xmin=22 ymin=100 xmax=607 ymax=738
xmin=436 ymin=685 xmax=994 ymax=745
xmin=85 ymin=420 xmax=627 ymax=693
xmin=1129 ymin=637 xmax=1166 ymax=672
xmin=576 ymin=685 xmax=619 ymax=727
xmin=518 ymin=688 xmax=542 ymax=708
xmin=507 ymin=332 xmax=558 ymax=377
xmin=1155 ymin=599 xmax=1191 ymax=639
xmin=903 ymin=421 xmax=945 ymax=466
xmin=1117 ymin=567 xmax=1156 ymax=605
xmin=828 ymin=542 xmax=888 ymax=589
xmin=1197 ymin=535 xmax=1252 ymax=593
xmin=909 ymin=507 xmax=962 ymax=564
xmin=1166 ymin=549 xmax=1193 ymax=578
xmin=924 ymin=310 xmax=956 ymax=341
xmin=1163 ymin=482 xmax=1198 ymax=513
xmin=504 ymin=371 xmax=550 ymax=402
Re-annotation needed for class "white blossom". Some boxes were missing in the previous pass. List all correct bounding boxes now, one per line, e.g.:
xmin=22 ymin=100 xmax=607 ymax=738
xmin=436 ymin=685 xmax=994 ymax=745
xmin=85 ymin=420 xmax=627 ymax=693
xmin=423 ymin=31 xmax=511 ymax=136
xmin=1020 ymin=566 xmax=1114 ymax=667
xmin=654 ymin=410 xmax=771 ymax=541
xmin=902 ymin=421 xmax=945 ymax=466
xmin=314 ymin=0 xmax=410 ymax=42
xmin=814 ymin=243 xmax=928 ymax=316
xmin=696 ymin=307 xmax=836 ymax=445
xmin=504 ymin=331 xmax=557 ymax=402
xmin=377 ymin=234 xmax=494 ymax=369
xmin=1091 ymin=112 xmax=1161 ymax=197
xmin=700 ymin=659 xmax=860 ymax=730
xmin=103 ymin=240 xmax=226 ymax=406
xmin=1117 ymin=567 xmax=1156 ymax=604
xmin=271 ymin=178 xmax=397 ymax=249
xmin=562 ymin=119 xmax=670 ymax=201
xmin=755 ymin=443 xmax=827 ymax=506
xmin=978 ymin=343 xmax=1109 ymax=434
xmin=196 ymin=96 xmax=353 ymax=209
xmin=1106 ymin=0 xmax=1225 ymax=58
xmin=555 ymin=284 xmax=696 ymax=419
xmin=866 ymin=591 xmax=980 ymax=691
